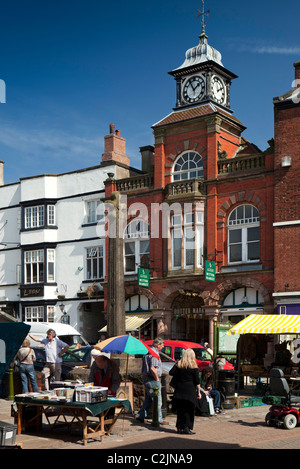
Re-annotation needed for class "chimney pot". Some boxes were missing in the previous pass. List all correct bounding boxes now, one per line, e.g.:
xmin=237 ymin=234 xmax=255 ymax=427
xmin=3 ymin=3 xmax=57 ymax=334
xmin=109 ymin=123 xmax=115 ymax=134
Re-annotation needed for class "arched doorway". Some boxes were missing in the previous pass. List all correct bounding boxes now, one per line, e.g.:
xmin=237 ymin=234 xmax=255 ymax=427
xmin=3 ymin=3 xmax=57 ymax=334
xmin=171 ymin=291 xmax=207 ymax=344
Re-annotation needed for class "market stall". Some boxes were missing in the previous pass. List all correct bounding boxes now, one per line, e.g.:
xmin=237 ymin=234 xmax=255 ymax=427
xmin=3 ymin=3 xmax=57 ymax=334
xmin=14 ymin=393 xmax=132 ymax=445
xmin=228 ymin=314 xmax=300 ymax=394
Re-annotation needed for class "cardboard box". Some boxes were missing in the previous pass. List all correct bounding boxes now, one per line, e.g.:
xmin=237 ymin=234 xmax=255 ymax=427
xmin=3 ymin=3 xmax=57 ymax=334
xmin=54 ymin=388 xmax=75 ymax=401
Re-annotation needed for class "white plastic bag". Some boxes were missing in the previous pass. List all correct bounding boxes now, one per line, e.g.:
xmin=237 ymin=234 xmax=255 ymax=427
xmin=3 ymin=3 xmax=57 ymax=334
xmin=206 ymin=395 xmax=215 ymax=415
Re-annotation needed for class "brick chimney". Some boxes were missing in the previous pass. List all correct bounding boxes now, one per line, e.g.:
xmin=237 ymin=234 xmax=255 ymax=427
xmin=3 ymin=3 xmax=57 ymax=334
xmin=294 ymin=61 xmax=300 ymax=85
xmin=101 ymin=124 xmax=130 ymax=166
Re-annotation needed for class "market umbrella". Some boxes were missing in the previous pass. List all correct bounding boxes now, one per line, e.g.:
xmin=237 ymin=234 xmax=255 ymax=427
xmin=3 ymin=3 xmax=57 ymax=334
xmin=94 ymin=335 xmax=160 ymax=433
xmin=94 ymin=335 xmax=160 ymax=359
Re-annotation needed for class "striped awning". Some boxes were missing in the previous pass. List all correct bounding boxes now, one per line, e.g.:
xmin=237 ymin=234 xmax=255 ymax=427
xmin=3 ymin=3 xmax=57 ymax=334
xmin=99 ymin=313 xmax=152 ymax=332
xmin=228 ymin=314 xmax=300 ymax=335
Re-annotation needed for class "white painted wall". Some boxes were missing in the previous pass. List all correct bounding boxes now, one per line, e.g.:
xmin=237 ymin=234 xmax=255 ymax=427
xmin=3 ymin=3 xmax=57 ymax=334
xmin=0 ymin=164 xmax=113 ymax=341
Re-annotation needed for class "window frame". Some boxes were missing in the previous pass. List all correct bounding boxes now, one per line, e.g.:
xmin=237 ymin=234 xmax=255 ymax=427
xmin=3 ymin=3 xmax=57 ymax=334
xmin=23 ymin=202 xmax=57 ymax=230
xmin=24 ymin=247 xmax=56 ymax=284
xmin=172 ymin=151 xmax=204 ymax=181
xmin=170 ymin=209 xmax=204 ymax=270
xmin=124 ymin=220 xmax=150 ymax=274
xmin=25 ymin=205 xmax=44 ymax=229
xmin=24 ymin=306 xmax=44 ymax=322
xmin=227 ymin=204 xmax=260 ymax=264
xmin=85 ymin=245 xmax=105 ymax=281
xmin=86 ymin=199 xmax=105 ymax=225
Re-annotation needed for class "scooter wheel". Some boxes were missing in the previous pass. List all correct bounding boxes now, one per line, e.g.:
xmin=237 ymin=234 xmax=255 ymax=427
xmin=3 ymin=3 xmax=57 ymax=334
xmin=265 ymin=412 xmax=276 ymax=427
xmin=283 ymin=413 xmax=297 ymax=430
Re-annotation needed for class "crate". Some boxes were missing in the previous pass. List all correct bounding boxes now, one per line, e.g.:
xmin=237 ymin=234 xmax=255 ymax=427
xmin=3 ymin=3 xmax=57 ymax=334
xmin=239 ymin=398 xmax=252 ymax=408
xmin=0 ymin=421 xmax=17 ymax=446
xmin=75 ymin=386 xmax=108 ymax=403
xmin=251 ymin=397 xmax=266 ymax=407
xmin=235 ymin=396 xmax=266 ymax=408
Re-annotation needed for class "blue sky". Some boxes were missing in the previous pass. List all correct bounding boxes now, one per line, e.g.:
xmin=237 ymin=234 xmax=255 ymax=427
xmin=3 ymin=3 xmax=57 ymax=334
xmin=0 ymin=0 xmax=299 ymax=185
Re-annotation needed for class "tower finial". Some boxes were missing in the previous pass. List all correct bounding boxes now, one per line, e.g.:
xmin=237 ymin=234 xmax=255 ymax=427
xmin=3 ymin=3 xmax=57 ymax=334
xmin=197 ymin=0 xmax=210 ymax=36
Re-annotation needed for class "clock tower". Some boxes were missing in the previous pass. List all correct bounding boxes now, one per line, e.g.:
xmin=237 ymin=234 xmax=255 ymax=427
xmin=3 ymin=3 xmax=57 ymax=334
xmin=169 ymin=24 xmax=237 ymax=112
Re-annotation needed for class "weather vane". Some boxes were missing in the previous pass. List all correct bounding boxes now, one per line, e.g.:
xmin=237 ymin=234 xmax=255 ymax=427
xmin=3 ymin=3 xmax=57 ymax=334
xmin=197 ymin=0 xmax=210 ymax=35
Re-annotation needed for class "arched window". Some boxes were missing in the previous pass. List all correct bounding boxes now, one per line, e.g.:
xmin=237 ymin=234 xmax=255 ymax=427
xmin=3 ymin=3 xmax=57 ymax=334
xmin=124 ymin=220 xmax=150 ymax=273
xmin=172 ymin=151 xmax=204 ymax=181
xmin=227 ymin=205 xmax=260 ymax=263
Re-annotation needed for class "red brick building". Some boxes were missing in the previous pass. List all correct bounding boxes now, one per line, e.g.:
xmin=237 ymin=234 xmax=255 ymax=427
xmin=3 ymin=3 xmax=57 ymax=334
xmin=101 ymin=32 xmax=299 ymax=349
xmin=273 ymin=61 xmax=300 ymax=316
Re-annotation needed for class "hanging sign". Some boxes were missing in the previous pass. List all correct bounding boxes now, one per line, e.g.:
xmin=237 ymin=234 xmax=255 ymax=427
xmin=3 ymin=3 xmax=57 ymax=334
xmin=205 ymin=260 xmax=216 ymax=282
xmin=138 ymin=268 xmax=149 ymax=287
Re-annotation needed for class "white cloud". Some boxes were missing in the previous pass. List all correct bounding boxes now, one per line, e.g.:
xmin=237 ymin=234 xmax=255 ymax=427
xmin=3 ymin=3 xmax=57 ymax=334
xmin=249 ymin=46 xmax=300 ymax=55
xmin=0 ymin=125 xmax=103 ymax=163
xmin=227 ymin=38 xmax=300 ymax=55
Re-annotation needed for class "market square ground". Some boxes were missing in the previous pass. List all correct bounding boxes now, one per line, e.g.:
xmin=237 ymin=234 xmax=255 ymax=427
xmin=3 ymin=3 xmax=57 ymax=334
xmin=2 ymin=397 xmax=300 ymax=450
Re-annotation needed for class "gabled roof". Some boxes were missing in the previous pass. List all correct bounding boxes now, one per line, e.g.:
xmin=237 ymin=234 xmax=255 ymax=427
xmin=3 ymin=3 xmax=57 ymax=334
xmin=152 ymin=102 xmax=245 ymax=129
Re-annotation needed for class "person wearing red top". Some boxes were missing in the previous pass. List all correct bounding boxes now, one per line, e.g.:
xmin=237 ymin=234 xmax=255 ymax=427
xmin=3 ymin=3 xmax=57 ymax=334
xmin=88 ymin=349 xmax=121 ymax=428
xmin=88 ymin=349 xmax=121 ymax=395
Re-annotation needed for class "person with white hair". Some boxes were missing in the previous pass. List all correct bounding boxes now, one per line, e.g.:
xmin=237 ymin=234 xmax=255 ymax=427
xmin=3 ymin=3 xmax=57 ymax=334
xmin=29 ymin=329 xmax=69 ymax=389
xmin=88 ymin=349 xmax=121 ymax=396
xmin=89 ymin=349 xmax=121 ymax=427
xmin=16 ymin=338 xmax=40 ymax=393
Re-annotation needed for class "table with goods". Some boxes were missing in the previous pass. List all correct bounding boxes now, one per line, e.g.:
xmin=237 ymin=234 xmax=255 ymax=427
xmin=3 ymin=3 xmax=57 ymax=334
xmin=13 ymin=380 xmax=132 ymax=445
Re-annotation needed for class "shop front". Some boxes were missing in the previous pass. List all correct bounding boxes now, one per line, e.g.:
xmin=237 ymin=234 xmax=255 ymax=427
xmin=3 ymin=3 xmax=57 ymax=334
xmin=228 ymin=314 xmax=300 ymax=393
xmin=171 ymin=291 xmax=207 ymax=344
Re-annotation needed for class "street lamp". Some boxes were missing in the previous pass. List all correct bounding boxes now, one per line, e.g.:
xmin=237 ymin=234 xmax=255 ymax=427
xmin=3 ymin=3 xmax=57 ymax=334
xmin=59 ymin=302 xmax=70 ymax=324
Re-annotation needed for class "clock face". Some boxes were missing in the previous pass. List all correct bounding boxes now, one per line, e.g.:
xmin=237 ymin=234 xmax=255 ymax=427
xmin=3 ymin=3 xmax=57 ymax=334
xmin=182 ymin=75 xmax=205 ymax=104
xmin=211 ymin=76 xmax=226 ymax=104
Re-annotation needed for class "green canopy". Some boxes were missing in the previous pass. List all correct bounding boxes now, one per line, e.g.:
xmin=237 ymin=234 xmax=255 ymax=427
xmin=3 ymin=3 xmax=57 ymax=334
xmin=0 ymin=322 xmax=31 ymax=385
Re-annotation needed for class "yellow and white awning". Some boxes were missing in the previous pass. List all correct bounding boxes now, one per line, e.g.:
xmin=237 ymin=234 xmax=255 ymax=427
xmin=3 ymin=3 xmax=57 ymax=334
xmin=228 ymin=314 xmax=300 ymax=335
xmin=99 ymin=313 xmax=152 ymax=332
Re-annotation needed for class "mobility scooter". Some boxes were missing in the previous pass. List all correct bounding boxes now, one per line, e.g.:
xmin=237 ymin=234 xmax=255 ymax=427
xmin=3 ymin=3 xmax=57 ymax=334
xmin=263 ymin=368 xmax=300 ymax=430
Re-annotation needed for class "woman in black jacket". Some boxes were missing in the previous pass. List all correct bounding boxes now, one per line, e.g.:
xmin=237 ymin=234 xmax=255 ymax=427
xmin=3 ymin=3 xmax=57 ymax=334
xmin=169 ymin=348 xmax=201 ymax=434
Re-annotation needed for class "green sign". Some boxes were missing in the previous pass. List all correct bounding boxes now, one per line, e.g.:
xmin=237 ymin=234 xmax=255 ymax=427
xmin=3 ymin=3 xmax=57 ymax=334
xmin=138 ymin=268 xmax=149 ymax=287
xmin=205 ymin=260 xmax=216 ymax=282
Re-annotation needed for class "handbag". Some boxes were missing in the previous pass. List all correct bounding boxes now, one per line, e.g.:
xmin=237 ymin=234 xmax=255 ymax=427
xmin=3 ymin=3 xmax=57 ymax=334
xmin=13 ymin=357 xmax=21 ymax=372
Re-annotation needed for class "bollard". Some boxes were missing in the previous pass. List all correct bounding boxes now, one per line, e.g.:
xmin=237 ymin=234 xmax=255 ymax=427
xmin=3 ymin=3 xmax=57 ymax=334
xmin=151 ymin=386 xmax=160 ymax=427
xmin=8 ymin=368 xmax=14 ymax=400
